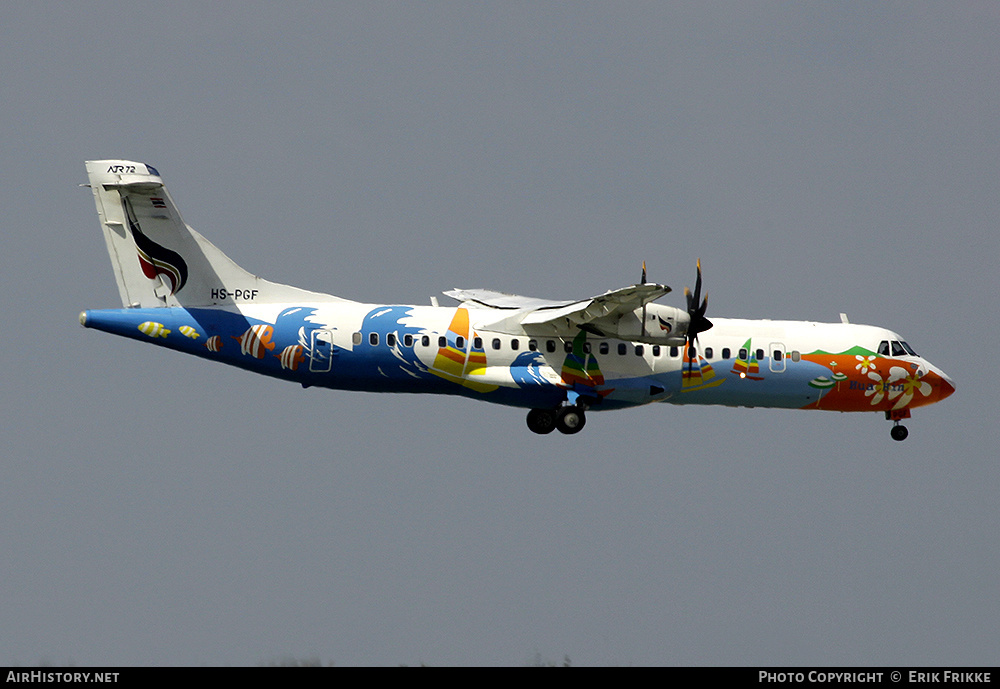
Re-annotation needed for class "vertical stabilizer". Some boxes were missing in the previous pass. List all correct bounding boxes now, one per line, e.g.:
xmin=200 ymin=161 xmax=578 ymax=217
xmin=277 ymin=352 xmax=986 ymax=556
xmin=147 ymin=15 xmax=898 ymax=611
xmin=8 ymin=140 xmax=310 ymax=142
xmin=85 ymin=160 xmax=341 ymax=307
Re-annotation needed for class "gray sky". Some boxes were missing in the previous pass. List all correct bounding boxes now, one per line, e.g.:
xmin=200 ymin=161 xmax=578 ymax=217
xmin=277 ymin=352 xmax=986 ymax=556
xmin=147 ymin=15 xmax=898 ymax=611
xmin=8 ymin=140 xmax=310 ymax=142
xmin=1 ymin=2 xmax=996 ymax=666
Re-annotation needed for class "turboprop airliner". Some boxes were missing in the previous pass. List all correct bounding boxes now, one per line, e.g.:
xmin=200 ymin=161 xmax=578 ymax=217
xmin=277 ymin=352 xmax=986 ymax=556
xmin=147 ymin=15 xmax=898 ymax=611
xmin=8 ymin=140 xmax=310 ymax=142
xmin=79 ymin=160 xmax=954 ymax=440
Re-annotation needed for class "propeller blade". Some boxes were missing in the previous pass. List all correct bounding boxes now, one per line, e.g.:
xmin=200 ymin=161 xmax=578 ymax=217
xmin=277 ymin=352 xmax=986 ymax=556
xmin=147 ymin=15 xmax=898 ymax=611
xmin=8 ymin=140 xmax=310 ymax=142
xmin=692 ymin=258 xmax=703 ymax=306
xmin=684 ymin=259 xmax=713 ymax=339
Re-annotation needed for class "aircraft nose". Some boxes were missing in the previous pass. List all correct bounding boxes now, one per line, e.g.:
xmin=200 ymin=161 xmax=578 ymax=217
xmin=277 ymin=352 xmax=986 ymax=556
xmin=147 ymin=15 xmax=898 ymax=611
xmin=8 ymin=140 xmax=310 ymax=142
xmin=938 ymin=371 xmax=956 ymax=401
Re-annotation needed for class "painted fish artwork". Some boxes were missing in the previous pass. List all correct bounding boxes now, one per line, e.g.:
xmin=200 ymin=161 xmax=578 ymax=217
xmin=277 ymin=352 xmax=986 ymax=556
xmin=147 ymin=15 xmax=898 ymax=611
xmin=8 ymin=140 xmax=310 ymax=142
xmin=137 ymin=321 xmax=170 ymax=338
xmin=178 ymin=325 xmax=200 ymax=339
xmin=204 ymin=335 xmax=223 ymax=352
xmin=234 ymin=325 xmax=276 ymax=359
xmin=277 ymin=344 xmax=306 ymax=371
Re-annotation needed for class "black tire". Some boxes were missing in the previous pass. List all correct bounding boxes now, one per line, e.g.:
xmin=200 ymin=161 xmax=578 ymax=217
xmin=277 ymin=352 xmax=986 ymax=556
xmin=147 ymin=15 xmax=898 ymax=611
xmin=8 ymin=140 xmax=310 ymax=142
xmin=891 ymin=425 xmax=908 ymax=442
xmin=555 ymin=406 xmax=586 ymax=435
xmin=526 ymin=408 xmax=557 ymax=435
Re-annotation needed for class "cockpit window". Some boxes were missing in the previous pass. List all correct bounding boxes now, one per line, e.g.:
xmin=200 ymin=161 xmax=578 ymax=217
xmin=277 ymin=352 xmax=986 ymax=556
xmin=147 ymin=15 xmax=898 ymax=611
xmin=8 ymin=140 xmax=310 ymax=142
xmin=882 ymin=340 xmax=918 ymax=357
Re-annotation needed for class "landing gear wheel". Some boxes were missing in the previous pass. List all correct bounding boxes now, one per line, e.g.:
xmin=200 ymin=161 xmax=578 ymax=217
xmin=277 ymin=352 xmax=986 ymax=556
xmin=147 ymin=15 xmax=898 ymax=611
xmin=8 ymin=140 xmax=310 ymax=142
xmin=891 ymin=424 xmax=909 ymax=442
xmin=555 ymin=406 xmax=586 ymax=435
xmin=526 ymin=408 xmax=556 ymax=435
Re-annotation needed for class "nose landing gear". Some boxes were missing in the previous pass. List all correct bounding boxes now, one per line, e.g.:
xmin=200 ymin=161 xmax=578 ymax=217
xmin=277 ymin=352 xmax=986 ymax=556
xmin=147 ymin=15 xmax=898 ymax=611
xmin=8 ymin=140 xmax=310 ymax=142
xmin=887 ymin=409 xmax=910 ymax=441
xmin=890 ymin=422 xmax=909 ymax=442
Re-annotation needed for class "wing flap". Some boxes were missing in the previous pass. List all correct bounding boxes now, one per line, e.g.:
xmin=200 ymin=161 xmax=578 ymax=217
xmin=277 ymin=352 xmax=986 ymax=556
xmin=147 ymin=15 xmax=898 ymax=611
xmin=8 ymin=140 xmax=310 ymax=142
xmin=443 ymin=288 xmax=575 ymax=311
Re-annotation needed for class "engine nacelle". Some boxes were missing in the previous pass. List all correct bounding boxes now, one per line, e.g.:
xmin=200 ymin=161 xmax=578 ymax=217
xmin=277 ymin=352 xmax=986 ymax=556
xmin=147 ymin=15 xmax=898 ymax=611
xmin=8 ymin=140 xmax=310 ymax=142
xmin=594 ymin=303 xmax=690 ymax=345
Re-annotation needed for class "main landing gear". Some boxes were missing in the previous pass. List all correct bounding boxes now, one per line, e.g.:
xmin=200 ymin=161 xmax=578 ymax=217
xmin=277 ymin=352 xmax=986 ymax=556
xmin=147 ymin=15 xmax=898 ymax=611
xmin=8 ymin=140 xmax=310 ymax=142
xmin=526 ymin=405 xmax=587 ymax=435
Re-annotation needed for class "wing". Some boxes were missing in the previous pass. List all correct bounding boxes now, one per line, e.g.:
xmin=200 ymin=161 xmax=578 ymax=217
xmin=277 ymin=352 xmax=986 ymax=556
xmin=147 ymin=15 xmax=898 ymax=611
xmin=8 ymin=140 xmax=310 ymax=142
xmin=520 ymin=283 xmax=670 ymax=328
xmin=444 ymin=283 xmax=676 ymax=338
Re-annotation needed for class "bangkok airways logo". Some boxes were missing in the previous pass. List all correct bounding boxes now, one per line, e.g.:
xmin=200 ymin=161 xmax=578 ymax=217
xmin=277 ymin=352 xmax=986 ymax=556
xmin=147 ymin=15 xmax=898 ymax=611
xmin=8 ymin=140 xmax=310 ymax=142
xmin=123 ymin=196 xmax=188 ymax=295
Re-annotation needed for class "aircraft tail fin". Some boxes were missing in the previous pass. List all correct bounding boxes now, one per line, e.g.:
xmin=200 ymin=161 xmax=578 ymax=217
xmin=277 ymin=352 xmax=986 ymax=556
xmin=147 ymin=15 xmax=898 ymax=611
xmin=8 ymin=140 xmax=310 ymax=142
xmin=85 ymin=160 xmax=339 ymax=308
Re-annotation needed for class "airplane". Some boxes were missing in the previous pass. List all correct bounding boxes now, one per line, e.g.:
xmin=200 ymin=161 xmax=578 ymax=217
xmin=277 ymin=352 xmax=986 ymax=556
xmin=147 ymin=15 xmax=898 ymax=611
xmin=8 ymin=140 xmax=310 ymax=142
xmin=79 ymin=160 xmax=954 ymax=441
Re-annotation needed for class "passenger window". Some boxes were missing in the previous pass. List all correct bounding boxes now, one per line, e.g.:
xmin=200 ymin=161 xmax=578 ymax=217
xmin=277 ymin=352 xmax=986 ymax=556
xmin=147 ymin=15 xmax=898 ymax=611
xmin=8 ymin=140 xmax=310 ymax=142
xmin=756 ymin=349 xmax=764 ymax=361
xmin=877 ymin=340 xmax=890 ymax=356
xmin=352 ymin=332 xmax=362 ymax=346
xmin=599 ymin=342 xmax=609 ymax=355
xmin=546 ymin=340 xmax=556 ymax=353
xmin=474 ymin=337 xmax=483 ymax=349
xmin=438 ymin=336 xmax=447 ymax=348
xmin=492 ymin=338 xmax=501 ymax=350
xmin=722 ymin=348 xmax=730 ymax=360
xmin=386 ymin=333 xmax=396 ymax=347
xmin=511 ymin=339 xmax=519 ymax=351
xmin=772 ymin=349 xmax=782 ymax=361
xmin=791 ymin=350 xmax=800 ymax=362
xmin=635 ymin=345 xmax=644 ymax=356
xmin=403 ymin=334 xmax=413 ymax=347
xmin=739 ymin=348 xmax=748 ymax=360
xmin=421 ymin=335 xmax=430 ymax=347
xmin=564 ymin=341 xmax=573 ymax=353
xmin=369 ymin=333 xmax=379 ymax=346
xmin=670 ymin=346 xmax=679 ymax=358
xmin=705 ymin=347 xmax=713 ymax=359
xmin=528 ymin=339 xmax=538 ymax=351
xmin=456 ymin=336 xmax=465 ymax=349
xmin=652 ymin=345 xmax=660 ymax=357
xmin=618 ymin=343 xmax=627 ymax=355
xmin=583 ymin=342 xmax=591 ymax=354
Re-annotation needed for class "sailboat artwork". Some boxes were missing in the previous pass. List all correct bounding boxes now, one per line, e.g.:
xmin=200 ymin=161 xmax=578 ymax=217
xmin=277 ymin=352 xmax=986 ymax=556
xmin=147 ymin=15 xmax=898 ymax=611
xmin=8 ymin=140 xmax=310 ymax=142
xmin=730 ymin=339 xmax=766 ymax=381
xmin=559 ymin=331 xmax=612 ymax=399
xmin=429 ymin=308 xmax=497 ymax=393
xmin=681 ymin=345 xmax=726 ymax=392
